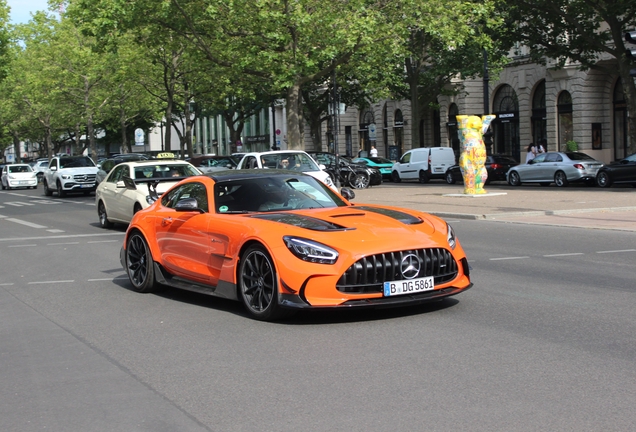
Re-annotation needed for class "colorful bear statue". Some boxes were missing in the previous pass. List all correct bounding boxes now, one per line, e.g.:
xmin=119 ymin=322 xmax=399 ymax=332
xmin=456 ymin=114 xmax=496 ymax=195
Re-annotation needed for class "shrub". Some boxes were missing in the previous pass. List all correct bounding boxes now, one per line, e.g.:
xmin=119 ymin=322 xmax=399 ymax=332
xmin=566 ymin=140 xmax=578 ymax=152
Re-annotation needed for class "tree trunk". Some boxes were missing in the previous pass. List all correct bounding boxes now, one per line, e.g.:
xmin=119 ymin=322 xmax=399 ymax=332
xmin=12 ymin=132 xmax=21 ymax=163
xmin=120 ymin=107 xmax=130 ymax=154
xmin=406 ymin=57 xmax=421 ymax=149
xmin=286 ymin=82 xmax=303 ymax=149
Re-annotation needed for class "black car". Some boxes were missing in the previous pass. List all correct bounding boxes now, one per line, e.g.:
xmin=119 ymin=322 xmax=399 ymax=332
xmin=445 ymin=154 xmax=519 ymax=185
xmin=596 ymin=153 xmax=636 ymax=187
xmin=307 ymin=151 xmax=382 ymax=188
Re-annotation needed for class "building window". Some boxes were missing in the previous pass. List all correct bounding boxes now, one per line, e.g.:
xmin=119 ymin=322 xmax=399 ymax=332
xmin=531 ymin=80 xmax=547 ymax=148
xmin=613 ymin=79 xmax=628 ymax=160
xmin=493 ymin=84 xmax=520 ymax=161
xmin=557 ymin=91 xmax=573 ymax=151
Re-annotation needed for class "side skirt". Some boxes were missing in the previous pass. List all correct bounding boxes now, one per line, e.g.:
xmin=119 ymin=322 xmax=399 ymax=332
xmin=153 ymin=262 xmax=238 ymax=301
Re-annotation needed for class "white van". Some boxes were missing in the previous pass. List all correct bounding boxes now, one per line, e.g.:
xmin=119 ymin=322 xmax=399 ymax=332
xmin=391 ymin=147 xmax=456 ymax=183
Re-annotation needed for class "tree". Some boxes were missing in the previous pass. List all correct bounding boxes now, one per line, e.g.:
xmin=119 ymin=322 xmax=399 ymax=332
xmin=506 ymin=0 xmax=636 ymax=153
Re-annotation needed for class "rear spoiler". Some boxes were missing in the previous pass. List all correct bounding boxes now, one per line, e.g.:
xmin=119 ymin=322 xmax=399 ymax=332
xmin=122 ymin=175 xmax=185 ymax=202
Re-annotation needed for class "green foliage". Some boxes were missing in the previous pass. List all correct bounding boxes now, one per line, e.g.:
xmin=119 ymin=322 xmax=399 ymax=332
xmin=566 ymin=140 xmax=578 ymax=152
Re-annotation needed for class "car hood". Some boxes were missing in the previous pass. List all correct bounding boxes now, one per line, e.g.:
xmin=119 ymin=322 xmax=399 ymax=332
xmin=59 ymin=167 xmax=99 ymax=174
xmin=248 ymin=204 xmax=444 ymax=252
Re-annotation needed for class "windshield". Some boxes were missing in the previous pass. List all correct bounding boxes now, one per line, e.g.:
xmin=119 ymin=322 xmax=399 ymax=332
xmin=9 ymin=165 xmax=33 ymax=173
xmin=134 ymin=164 xmax=200 ymax=179
xmin=260 ymin=153 xmax=320 ymax=171
xmin=60 ymin=157 xmax=95 ymax=168
xmin=214 ymin=175 xmax=346 ymax=213
xmin=368 ymin=157 xmax=393 ymax=164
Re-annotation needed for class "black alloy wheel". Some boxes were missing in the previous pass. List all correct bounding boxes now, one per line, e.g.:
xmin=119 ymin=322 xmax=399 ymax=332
xmin=508 ymin=171 xmax=521 ymax=186
xmin=239 ymin=245 xmax=288 ymax=321
xmin=391 ymin=171 xmax=401 ymax=183
xmin=418 ymin=170 xmax=430 ymax=183
xmin=596 ymin=171 xmax=612 ymax=188
xmin=43 ymin=180 xmax=53 ymax=196
xmin=57 ymin=181 xmax=67 ymax=197
xmin=126 ymin=232 xmax=158 ymax=293
xmin=554 ymin=171 xmax=569 ymax=187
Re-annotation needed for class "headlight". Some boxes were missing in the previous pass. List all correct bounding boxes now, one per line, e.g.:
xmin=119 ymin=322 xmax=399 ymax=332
xmin=61 ymin=174 xmax=72 ymax=180
xmin=447 ymin=223 xmax=456 ymax=250
xmin=283 ymin=236 xmax=338 ymax=264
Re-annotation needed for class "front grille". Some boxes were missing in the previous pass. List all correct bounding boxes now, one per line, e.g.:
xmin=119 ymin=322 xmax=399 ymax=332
xmin=73 ymin=174 xmax=96 ymax=183
xmin=336 ymin=248 xmax=458 ymax=294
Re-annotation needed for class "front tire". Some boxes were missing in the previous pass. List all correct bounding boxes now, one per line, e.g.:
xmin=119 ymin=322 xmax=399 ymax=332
xmin=57 ymin=181 xmax=67 ymax=197
xmin=445 ymin=171 xmax=456 ymax=184
xmin=508 ymin=171 xmax=521 ymax=186
xmin=554 ymin=171 xmax=569 ymax=187
xmin=43 ymin=180 xmax=53 ymax=196
xmin=125 ymin=232 xmax=158 ymax=293
xmin=597 ymin=172 xmax=612 ymax=188
xmin=391 ymin=171 xmax=401 ymax=183
xmin=239 ymin=245 xmax=287 ymax=321
xmin=98 ymin=201 xmax=114 ymax=229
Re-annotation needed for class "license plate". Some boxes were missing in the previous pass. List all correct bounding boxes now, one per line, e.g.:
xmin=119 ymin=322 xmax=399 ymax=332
xmin=80 ymin=184 xmax=93 ymax=188
xmin=434 ymin=167 xmax=443 ymax=171
xmin=383 ymin=276 xmax=434 ymax=296
xmin=19 ymin=181 xmax=29 ymax=184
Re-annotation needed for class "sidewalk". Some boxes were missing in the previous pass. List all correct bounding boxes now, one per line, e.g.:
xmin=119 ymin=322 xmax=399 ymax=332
xmin=351 ymin=182 xmax=636 ymax=232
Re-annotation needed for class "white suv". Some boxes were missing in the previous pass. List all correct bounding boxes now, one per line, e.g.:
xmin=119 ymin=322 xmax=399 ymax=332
xmin=236 ymin=150 xmax=338 ymax=191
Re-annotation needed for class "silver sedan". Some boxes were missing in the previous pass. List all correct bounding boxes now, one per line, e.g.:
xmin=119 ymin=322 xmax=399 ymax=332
xmin=507 ymin=151 xmax=603 ymax=187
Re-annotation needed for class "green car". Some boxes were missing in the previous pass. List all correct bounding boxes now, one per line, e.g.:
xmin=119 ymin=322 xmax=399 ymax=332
xmin=351 ymin=157 xmax=394 ymax=180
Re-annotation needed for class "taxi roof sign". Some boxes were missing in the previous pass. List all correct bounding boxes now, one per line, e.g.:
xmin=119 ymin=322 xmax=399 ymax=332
xmin=156 ymin=152 xmax=176 ymax=159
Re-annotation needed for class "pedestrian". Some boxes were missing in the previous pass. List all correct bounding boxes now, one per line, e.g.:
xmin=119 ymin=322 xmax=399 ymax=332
xmin=370 ymin=145 xmax=378 ymax=157
xmin=525 ymin=143 xmax=536 ymax=163
xmin=537 ymin=140 xmax=546 ymax=154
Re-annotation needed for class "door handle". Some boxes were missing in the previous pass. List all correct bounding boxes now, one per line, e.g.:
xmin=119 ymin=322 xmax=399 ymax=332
xmin=161 ymin=217 xmax=172 ymax=226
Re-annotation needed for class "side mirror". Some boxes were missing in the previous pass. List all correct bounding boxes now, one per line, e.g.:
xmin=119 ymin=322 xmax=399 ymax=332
xmin=340 ymin=187 xmax=355 ymax=201
xmin=175 ymin=197 xmax=204 ymax=213
xmin=319 ymin=164 xmax=327 ymax=170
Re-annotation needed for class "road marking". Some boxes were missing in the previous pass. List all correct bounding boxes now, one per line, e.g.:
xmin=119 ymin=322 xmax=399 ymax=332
xmin=543 ymin=253 xmax=584 ymax=257
xmin=0 ymin=283 xmax=14 ymax=286
xmin=88 ymin=276 xmax=128 ymax=281
xmin=0 ymin=232 xmax=123 ymax=242
xmin=87 ymin=240 xmax=119 ymax=244
xmin=5 ymin=202 xmax=35 ymax=207
xmin=47 ymin=229 xmax=65 ymax=233
xmin=596 ymin=249 xmax=636 ymax=254
xmin=27 ymin=280 xmax=75 ymax=285
xmin=490 ymin=256 xmax=530 ymax=261
xmin=47 ymin=242 xmax=79 ymax=246
xmin=29 ymin=199 xmax=61 ymax=205
xmin=4 ymin=218 xmax=47 ymax=228
xmin=8 ymin=244 xmax=37 ymax=248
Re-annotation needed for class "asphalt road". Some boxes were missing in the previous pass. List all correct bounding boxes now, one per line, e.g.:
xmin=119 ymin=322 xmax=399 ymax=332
xmin=1 ymin=186 xmax=635 ymax=431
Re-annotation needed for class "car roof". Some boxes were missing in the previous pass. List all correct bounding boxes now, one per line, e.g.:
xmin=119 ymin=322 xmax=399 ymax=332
xmin=117 ymin=160 xmax=193 ymax=167
xmin=242 ymin=150 xmax=311 ymax=156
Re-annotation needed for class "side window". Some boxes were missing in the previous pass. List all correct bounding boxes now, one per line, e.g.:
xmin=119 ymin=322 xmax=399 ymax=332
xmin=50 ymin=159 xmax=58 ymax=170
xmin=545 ymin=153 xmax=559 ymax=162
xmin=108 ymin=165 xmax=124 ymax=183
xmin=161 ymin=182 xmax=208 ymax=212
xmin=245 ymin=156 xmax=258 ymax=169
xmin=400 ymin=152 xmax=411 ymax=164
xmin=533 ymin=153 xmax=547 ymax=163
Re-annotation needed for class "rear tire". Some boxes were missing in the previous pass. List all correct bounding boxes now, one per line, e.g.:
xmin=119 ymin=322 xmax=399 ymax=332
xmin=125 ymin=232 xmax=158 ymax=293
xmin=554 ymin=171 xmax=569 ymax=187
xmin=391 ymin=171 xmax=401 ymax=183
xmin=418 ymin=170 xmax=430 ymax=183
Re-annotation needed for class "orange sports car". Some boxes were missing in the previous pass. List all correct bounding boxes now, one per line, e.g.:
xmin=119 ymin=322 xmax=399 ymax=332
xmin=120 ymin=170 xmax=472 ymax=321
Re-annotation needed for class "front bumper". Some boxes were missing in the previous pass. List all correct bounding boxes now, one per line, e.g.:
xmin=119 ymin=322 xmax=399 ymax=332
xmin=9 ymin=179 xmax=37 ymax=187
xmin=62 ymin=181 xmax=97 ymax=191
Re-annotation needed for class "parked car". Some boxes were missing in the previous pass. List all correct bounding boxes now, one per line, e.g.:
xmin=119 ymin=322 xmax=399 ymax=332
xmin=445 ymin=155 xmax=519 ymax=185
xmin=351 ymin=156 xmax=394 ymax=180
xmin=391 ymin=147 xmax=456 ymax=183
xmin=120 ymin=170 xmax=472 ymax=321
xmin=31 ymin=159 xmax=49 ymax=183
xmin=96 ymin=160 xmax=201 ymax=228
xmin=189 ymin=155 xmax=238 ymax=174
xmin=507 ymin=151 xmax=603 ymax=187
xmin=236 ymin=150 xmax=338 ymax=191
xmin=596 ymin=152 xmax=636 ymax=188
xmin=308 ymin=151 xmax=381 ymax=188
xmin=1 ymin=164 xmax=38 ymax=190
